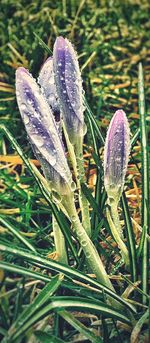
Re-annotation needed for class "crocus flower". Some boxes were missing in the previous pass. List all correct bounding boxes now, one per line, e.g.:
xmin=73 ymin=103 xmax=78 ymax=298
xmin=53 ymin=36 xmax=85 ymax=145
xmin=16 ymin=67 xmax=72 ymax=195
xmin=104 ymin=109 xmax=130 ymax=202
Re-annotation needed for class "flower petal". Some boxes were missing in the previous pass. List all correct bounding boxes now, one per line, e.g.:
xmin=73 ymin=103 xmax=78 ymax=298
xmin=16 ymin=67 xmax=72 ymax=193
xmin=53 ymin=36 xmax=84 ymax=144
xmin=104 ymin=109 xmax=130 ymax=200
xmin=38 ymin=57 xmax=60 ymax=121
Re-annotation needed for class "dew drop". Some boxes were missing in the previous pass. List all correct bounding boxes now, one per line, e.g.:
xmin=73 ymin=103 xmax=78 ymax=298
xmin=32 ymin=134 xmax=44 ymax=147
xmin=77 ymin=230 xmax=83 ymax=237
xmin=20 ymin=104 xmax=26 ymax=111
xmin=47 ymin=153 xmax=57 ymax=167
xmin=48 ymin=95 xmax=55 ymax=102
xmin=71 ymin=215 xmax=76 ymax=222
xmin=83 ymin=123 xmax=87 ymax=136
xmin=23 ymin=113 xmax=29 ymax=125
xmin=81 ymin=239 xmax=87 ymax=247
xmin=71 ymin=181 xmax=76 ymax=191
xmin=85 ymin=251 xmax=91 ymax=259
xmin=49 ymin=79 xmax=54 ymax=85
xmin=52 ymin=189 xmax=62 ymax=204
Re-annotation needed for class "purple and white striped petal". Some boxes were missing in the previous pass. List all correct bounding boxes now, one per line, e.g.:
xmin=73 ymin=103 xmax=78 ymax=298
xmin=16 ymin=67 xmax=72 ymax=194
xmin=38 ymin=57 xmax=60 ymax=120
xmin=104 ymin=110 xmax=130 ymax=201
xmin=53 ymin=36 xmax=84 ymax=144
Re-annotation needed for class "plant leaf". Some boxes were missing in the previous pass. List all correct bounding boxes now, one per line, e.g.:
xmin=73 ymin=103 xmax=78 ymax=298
xmin=0 ymin=243 xmax=136 ymax=314
xmin=138 ymin=63 xmax=149 ymax=303
xmin=121 ymin=193 xmax=137 ymax=282
xmin=57 ymin=309 xmax=102 ymax=343
xmin=34 ymin=331 xmax=65 ymax=343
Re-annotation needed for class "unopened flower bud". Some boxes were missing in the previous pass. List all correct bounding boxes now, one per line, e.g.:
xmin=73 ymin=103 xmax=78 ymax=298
xmin=104 ymin=109 xmax=130 ymax=202
xmin=16 ymin=67 xmax=72 ymax=195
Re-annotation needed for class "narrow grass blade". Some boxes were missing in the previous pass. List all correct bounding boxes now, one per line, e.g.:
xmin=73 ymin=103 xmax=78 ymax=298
xmin=93 ymin=171 xmax=102 ymax=231
xmin=0 ymin=243 xmax=136 ymax=313
xmin=82 ymin=113 xmax=103 ymax=231
xmin=102 ymin=318 xmax=110 ymax=343
xmin=121 ymin=274 xmax=149 ymax=300
xmin=130 ymin=309 xmax=149 ymax=343
xmin=137 ymin=225 xmax=147 ymax=259
xmin=53 ymin=215 xmax=68 ymax=264
xmin=57 ymin=309 xmax=102 ymax=343
xmin=83 ymin=98 xmax=104 ymax=232
xmin=7 ymin=275 xmax=63 ymax=342
xmin=81 ymin=184 xmax=112 ymax=238
xmin=0 ymin=261 xmax=110 ymax=303
xmin=34 ymin=331 xmax=65 ymax=343
xmin=10 ymin=296 xmax=131 ymax=342
xmin=138 ymin=63 xmax=149 ymax=303
xmin=81 ymin=183 xmax=102 ymax=221
xmin=83 ymin=96 xmax=104 ymax=145
xmin=33 ymin=32 xmax=52 ymax=54
xmin=86 ymin=112 xmax=99 ymax=155
xmin=131 ymin=128 xmax=140 ymax=147
xmin=0 ymin=261 xmax=52 ymax=285
xmin=0 ymin=216 xmax=36 ymax=252
xmin=121 ymin=193 xmax=137 ymax=282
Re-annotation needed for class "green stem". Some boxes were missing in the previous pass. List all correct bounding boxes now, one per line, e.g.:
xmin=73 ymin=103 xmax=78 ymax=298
xmin=74 ymin=138 xmax=91 ymax=237
xmin=63 ymin=123 xmax=91 ymax=237
xmin=52 ymin=215 xmax=68 ymax=265
xmin=62 ymin=193 xmax=114 ymax=292
xmin=108 ymin=200 xmax=129 ymax=267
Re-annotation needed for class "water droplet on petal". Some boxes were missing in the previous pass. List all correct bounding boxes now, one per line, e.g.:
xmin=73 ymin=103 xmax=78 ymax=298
xmin=23 ymin=113 xmax=29 ymax=125
xmin=31 ymin=134 xmax=44 ymax=147
xmin=47 ymin=153 xmax=57 ymax=167
xmin=20 ymin=104 xmax=26 ymax=111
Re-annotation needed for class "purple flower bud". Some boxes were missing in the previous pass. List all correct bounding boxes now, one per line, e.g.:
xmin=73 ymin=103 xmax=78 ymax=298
xmin=53 ymin=36 xmax=85 ymax=145
xmin=16 ymin=67 xmax=72 ymax=195
xmin=104 ymin=110 xmax=130 ymax=201
xmin=38 ymin=57 xmax=60 ymax=123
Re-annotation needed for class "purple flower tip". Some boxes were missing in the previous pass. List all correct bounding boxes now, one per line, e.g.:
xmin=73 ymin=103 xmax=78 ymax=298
xmin=53 ymin=36 xmax=84 ymax=145
xmin=55 ymin=36 xmax=65 ymax=48
xmin=16 ymin=67 xmax=29 ymax=76
xmin=104 ymin=109 xmax=130 ymax=202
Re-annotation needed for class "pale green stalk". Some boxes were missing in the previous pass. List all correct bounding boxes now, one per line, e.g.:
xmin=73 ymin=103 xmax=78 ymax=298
xmin=52 ymin=215 xmax=68 ymax=265
xmin=62 ymin=193 xmax=114 ymax=292
xmin=30 ymin=163 xmax=68 ymax=265
xmin=107 ymin=199 xmax=129 ymax=267
xmin=63 ymin=123 xmax=91 ymax=237
xmin=62 ymin=122 xmax=78 ymax=181
xmin=74 ymin=136 xmax=91 ymax=237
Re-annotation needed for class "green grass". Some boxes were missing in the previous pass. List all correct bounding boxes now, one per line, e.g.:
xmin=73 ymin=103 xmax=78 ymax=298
xmin=0 ymin=1 xmax=150 ymax=342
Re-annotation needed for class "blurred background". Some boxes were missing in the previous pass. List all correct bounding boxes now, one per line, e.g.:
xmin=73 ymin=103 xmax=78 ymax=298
xmin=0 ymin=0 xmax=150 ymax=146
